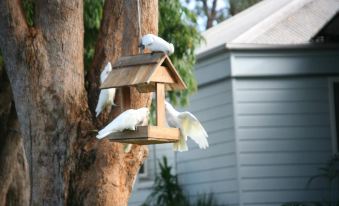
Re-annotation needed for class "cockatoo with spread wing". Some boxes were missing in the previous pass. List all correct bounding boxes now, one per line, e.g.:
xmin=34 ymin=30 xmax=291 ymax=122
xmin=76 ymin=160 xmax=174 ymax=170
xmin=164 ymin=101 xmax=208 ymax=152
xmin=95 ymin=62 xmax=116 ymax=117
xmin=139 ymin=34 xmax=174 ymax=55
xmin=96 ymin=107 xmax=149 ymax=139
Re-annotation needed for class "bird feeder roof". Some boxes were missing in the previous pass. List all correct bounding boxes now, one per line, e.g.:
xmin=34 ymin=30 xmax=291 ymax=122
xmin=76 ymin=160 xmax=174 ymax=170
xmin=100 ymin=52 xmax=187 ymax=92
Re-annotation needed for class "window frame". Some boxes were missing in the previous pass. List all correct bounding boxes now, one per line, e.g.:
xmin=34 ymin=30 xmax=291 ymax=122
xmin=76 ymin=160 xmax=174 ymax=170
xmin=138 ymin=159 xmax=149 ymax=179
xmin=328 ymin=78 xmax=339 ymax=154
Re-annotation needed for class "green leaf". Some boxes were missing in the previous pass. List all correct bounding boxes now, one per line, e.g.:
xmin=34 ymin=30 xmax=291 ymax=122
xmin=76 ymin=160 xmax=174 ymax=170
xmin=159 ymin=0 xmax=203 ymax=107
xmin=22 ymin=0 xmax=35 ymax=26
xmin=84 ymin=0 xmax=104 ymax=73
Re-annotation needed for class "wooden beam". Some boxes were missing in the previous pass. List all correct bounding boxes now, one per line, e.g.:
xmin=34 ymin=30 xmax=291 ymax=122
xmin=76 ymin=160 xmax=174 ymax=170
xmin=156 ymin=83 xmax=165 ymax=127
xmin=106 ymin=126 xmax=180 ymax=145
xmin=136 ymin=84 xmax=155 ymax=93
xmin=100 ymin=65 xmax=156 ymax=89
xmin=112 ymin=53 xmax=165 ymax=68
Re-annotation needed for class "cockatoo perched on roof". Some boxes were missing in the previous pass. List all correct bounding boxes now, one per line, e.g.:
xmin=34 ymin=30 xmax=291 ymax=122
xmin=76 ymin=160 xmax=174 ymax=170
xmin=95 ymin=62 xmax=116 ymax=117
xmin=139 ymin=34 xmax=174 ymax=55
xmin=96 ymin=107 xmax=149 ymax=139
xmin=164 ymin=101 xmax=208 ymax=152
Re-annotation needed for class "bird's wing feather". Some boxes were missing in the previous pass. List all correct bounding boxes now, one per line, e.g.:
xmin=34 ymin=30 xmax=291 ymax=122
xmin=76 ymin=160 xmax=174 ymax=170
xmin=178 ymin=112 xmax=209 ymax=149
xmin=173 ymin=134 xmax=188 ymax=152
xmin=141 ymin=35 xmax=154 ymax=46
xmin=96 ymin=118 xmax=122 ymax=139
xmin=107 ymin=88 xmax=116 ymax=106
xmin=96 ymin=110 xmax=134 ymax=139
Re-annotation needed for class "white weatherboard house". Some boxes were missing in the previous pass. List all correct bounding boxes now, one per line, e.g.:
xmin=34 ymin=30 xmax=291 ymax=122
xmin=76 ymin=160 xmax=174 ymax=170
xmin=129 ymin=0 xmax=339 ymax=205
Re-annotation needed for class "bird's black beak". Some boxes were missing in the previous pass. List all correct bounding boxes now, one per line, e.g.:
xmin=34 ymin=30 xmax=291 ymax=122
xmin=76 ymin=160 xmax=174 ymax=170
xmin=138 ymin=44 xmax=145 ymax=54
xmin=138 ymin=43 xmax=144 ymax=49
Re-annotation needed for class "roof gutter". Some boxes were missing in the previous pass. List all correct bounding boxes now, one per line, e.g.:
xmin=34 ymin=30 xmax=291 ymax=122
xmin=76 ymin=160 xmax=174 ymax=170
xmin=226 ymin=43 xmax=339 ymax=50
xmin=196 ymin=43 xmax=339 ymax=61
xmin=196 ymin=44 xmax=228 ymax=61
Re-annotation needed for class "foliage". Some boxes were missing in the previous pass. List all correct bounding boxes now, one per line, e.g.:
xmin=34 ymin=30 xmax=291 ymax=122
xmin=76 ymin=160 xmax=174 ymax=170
xmin=5 ymin=0 xmax=201 ymax=121
xmin=142 ymin=156 xmax=219 ymax=206
xmin=84 ymin=0 xmax=104 ymax=72
xmin=282 ymin=202 xmax=339 ymax=206
xmin=282 ymin=154 xmax=339 ymax=206
xmin=186 ymin=0 xmax=262 ymax=30
xmin=82 ymin=0 xmax=202 ymax=106
xmin=22 ymin=0 xmax=35 ymax=26
xmin=228 ymin=0 xmax=262 ymax=16
xmin=143 ymin=156 xmax=189 ymax=206
xmin=20 ymin=0 xmax=103 ymax=72
xmin=306 ymin=154 xmax=339 ymax=205
xmin=307 ymin=154 xmax=339 ymax=188
xmin=0 ymin=53 xmax=3 ymax=69
xmin=195 ymin=193 xmax=218 ymax=206
xmin=281 ymin=203 xmax=323 ymax=206
xmin=159 ymin=0 xmax=203 ymax=106
xmin=190 ymin=0 xmax=228 ymax=29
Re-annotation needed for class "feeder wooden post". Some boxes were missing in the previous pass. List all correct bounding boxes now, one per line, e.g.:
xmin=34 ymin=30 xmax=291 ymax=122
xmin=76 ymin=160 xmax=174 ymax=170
xmin=156 ymin=83 xmax=165 ymax=127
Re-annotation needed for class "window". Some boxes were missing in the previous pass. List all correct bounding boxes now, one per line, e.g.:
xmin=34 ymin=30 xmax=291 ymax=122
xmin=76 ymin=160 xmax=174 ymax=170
xmin=330 ymin=80 xmax=339 ymax=153
xmin=138 ymin=160 xmax=148 ymax=178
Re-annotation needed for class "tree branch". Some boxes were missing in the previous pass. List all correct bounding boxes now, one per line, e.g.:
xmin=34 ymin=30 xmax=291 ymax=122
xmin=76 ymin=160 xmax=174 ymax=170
xmin=211 ymin=0 xmax=218 ymax=17
xmin=200 ymin=0 xmax=209 ymax=17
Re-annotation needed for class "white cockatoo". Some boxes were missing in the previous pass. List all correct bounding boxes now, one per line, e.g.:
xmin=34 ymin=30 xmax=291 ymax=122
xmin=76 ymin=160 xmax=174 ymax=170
xmin=95 ymin=62 xmax=116 ymax=117
xmin=96 ymin=107 xmax=149 ymax=139
xmin=164 ymin=101 xmax=208 ymax=152
xmin=139 ymin=34 xmax=174 ymax=55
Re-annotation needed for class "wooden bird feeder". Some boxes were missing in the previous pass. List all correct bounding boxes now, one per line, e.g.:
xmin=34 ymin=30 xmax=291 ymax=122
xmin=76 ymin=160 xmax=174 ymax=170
xmin=100 ymin=52 xmax=187 ymax=145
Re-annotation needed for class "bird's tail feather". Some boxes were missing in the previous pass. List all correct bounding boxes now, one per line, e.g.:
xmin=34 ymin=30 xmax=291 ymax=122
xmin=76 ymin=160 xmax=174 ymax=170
xmin=95 ymin=109 xmax=101 ymax=117
xmin=173 ymin=136 xmax=188 ymax=152
xmin=96 ymin=130 xmax=114 ymax=139
xmin=95 ymin=104 xmax=104 ymax=117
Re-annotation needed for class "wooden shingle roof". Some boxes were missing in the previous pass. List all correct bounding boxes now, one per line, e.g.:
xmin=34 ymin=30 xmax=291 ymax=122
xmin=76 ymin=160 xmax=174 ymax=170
xmin=100 ymin=52 xmax=186 ymax=92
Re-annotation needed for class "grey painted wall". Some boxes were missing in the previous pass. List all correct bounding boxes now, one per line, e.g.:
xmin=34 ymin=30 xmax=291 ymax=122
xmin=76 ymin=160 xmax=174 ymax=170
xmin=129 ymin=47 xmax=339 ymax=206
xmin=176 ymin=79 xmax=239 ymax=206
xmin=233 ymin=77 xmax=333 ymax=206
xmin=175 ymin=53 xmax=240 ymax=205
xmin=230 ymin=49 xmax=339 ymax=77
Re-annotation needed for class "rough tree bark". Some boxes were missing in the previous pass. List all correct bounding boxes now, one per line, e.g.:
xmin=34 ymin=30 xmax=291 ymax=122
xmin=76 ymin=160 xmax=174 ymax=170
xmin=0 ymin=67 xmax=30 ymax=206
xmin=0 ymin=0 xmax=157 ymax=205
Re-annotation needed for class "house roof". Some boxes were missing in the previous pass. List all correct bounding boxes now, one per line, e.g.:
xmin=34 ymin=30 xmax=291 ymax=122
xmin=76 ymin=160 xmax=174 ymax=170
xmin=100 ymin=52 xmax=186 ymax=92
xmin=196 ymin=0 xmax=339 ymax=55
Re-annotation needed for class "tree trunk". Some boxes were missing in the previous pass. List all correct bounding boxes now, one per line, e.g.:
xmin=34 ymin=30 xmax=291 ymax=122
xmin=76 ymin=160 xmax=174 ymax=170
xmin=200 ymin=0 xmax=218 ymax=29
xmin=0 ymin=0 xmax=157 ymax=205
xmin=0 ymin=67 xmax=30 ymax=206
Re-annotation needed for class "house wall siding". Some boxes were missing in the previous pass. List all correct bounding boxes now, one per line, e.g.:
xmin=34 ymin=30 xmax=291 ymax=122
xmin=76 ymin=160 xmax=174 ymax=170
xmin=231 ymin=50 xmax=339 ymax=77
xmin=129 ymin=47 xmax=339 ymax=206
xmin=177 ymin=80 xmax=239 ymax=206
xmin=129 ymin=52 xmax=234 ymax=206
xmin=176 ymin=54 xmax=240 ymax=206
xmin=233 ymin=77 xmax=333 ymax=206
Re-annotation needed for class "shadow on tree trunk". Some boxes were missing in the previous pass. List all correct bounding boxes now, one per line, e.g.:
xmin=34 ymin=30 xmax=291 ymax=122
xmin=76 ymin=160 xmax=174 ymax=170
xmin=0 ymin=66 xmax=30 ymax=206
